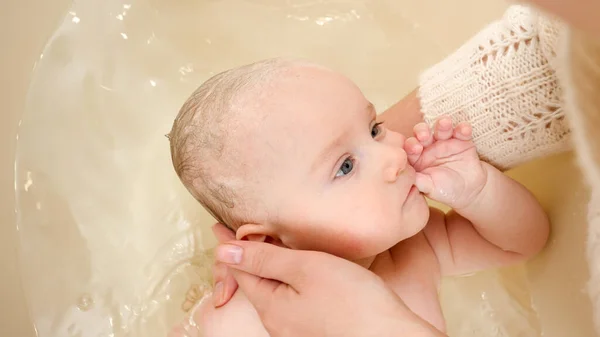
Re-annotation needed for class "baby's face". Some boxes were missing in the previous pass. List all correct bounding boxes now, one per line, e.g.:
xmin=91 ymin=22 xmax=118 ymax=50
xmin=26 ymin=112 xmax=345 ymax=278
xmin=235 ymin=65 xmax=429 ymax=261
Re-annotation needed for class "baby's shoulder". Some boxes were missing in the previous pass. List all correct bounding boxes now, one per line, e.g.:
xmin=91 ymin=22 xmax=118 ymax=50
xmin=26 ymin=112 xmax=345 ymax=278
xmin=387 ymin=207 xmax=446 ymax=262
xmin=380 ymin=230 xmax=446 ymax=330
xmin=384 ymin=228 xmax=442 ymax=281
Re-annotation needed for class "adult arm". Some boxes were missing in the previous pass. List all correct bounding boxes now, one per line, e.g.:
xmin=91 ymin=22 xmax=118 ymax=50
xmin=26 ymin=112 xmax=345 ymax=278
xmin=380 ymin=5 xmax=571 ymax=171
xmin=525 ymin=0 xmax=600 ymax=38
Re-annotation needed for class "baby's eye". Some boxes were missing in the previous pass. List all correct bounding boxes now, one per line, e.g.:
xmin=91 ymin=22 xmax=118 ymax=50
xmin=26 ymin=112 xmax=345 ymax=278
xmin=335 ymin=157 xmax=354 ymax=178
xmin=371 ymin=122 xmax=384 ymax=138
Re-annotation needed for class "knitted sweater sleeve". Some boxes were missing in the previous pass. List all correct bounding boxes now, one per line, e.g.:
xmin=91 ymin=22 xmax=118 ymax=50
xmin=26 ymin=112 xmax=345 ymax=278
xmin=418 ymin=5 xmax=571 ymax=170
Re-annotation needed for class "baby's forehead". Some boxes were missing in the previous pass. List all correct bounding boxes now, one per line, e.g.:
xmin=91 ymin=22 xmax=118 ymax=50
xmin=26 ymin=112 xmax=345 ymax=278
xmin=257 ymin=70 xmax=368 ymax=124
xmin=221 ymin=65 xmax=371 ymax=168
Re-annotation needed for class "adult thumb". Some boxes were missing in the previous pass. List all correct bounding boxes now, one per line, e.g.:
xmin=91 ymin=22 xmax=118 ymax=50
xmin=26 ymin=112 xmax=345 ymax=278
xmin=215 ymin=241 xmax=306 ymax=284
xmin=214 ymin=241 xmax=307 ymax=304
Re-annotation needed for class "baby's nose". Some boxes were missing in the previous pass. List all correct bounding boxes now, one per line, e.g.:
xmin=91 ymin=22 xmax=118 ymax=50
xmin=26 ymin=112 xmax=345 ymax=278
xmin=383 ymin=147 xmax=408 ymax=183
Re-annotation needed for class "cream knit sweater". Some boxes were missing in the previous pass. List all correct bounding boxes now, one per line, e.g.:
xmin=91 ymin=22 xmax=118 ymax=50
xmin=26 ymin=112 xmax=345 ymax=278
xmin=420 ymin=4 xmax=600 ymax=334
xmin=419 ymin=5 xmax=570 ymax=171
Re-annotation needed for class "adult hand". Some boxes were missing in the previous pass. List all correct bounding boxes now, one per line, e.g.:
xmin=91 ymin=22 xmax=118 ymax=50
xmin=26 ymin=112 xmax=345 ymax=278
xmin=524 ymin=0 xmax=600 ymax=39
xmin=211 ymin=223 xmax=239 ymax=307
xmin=213 ymin=236 xmax=445 ymax=337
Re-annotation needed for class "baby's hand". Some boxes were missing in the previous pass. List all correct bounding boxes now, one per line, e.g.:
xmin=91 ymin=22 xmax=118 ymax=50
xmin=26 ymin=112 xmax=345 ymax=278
xmin=404 ymin=116 xmax=487 ymax=209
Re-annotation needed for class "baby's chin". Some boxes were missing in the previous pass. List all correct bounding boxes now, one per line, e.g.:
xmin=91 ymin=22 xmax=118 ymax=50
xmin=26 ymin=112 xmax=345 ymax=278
xmin=336 ymin=218 xmax=431 ymax=261
xmin=403 ymin=201 xmax=431 ymax=238
xmin=362 ymin=200 xmax=431 ymax=255
xmin=399 ymin=192 xmax=431 ymax=236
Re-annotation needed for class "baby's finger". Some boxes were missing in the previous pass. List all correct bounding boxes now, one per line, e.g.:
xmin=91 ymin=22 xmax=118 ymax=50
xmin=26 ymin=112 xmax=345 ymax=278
xmin=404 ymin=137 xmax=423 ymax=165
xmin=415 ymin=173 xmax=434 ymax=195
xmin=413 ymin=123 xmax=433 ymax=147
xmin=453 ymin=122 xmax=473 ymax=141
xmin=212 ymin=262 xmax=239 ymax=308
xmin=433 ymin=116 xmax=453 ymax=141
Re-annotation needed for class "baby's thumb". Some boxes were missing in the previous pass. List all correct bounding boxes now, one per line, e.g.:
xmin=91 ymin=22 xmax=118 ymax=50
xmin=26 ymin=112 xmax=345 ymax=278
xmin=415 ymin=173 xmax=434 ymax=195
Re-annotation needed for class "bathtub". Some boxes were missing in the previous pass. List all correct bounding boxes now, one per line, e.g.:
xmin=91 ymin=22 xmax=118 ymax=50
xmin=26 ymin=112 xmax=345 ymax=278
xmin=0 ymin=0 xmax=594 ymax=336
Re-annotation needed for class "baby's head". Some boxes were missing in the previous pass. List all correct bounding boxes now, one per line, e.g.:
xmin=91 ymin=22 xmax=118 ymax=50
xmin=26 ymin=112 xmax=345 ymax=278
xmin=169 ymin=58 xmax=429 ymax=261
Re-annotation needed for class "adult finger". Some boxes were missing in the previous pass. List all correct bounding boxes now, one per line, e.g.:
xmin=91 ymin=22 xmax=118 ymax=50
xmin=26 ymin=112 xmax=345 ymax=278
xmin=212 ymin=262 xmax=238 ymax=307
xmin=211 ymin=223 xmax=239 ymax=307
xmin=212 ymin=223 xmax=236 ymax=243
xmin=215 ymin=241 xmax=312 ymax=287
xmin=229 ymin=268 xmax=286 ymax=315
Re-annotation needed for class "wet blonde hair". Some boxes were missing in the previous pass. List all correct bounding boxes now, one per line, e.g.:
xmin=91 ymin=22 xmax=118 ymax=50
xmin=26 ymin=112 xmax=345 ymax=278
xmin=168 ymin=57 xmax=320 ymax=229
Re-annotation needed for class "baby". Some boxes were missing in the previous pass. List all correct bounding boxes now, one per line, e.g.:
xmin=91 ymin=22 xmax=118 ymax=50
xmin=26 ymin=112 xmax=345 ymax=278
xmin=168 ymin=58 xmax=550 ymax=336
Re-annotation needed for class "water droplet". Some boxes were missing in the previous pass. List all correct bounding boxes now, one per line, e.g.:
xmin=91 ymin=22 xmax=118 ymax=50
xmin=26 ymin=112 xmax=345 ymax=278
xmin=67 ymin=323 xmax=76 ymax=335
xmin=24 ymin=171 xmax=33 ymax=191
xmin=77 ymin=293 xmax=94 ymax=311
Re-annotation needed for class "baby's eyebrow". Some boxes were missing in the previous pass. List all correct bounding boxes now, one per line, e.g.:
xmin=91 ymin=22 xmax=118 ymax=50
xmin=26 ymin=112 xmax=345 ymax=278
xmin=311 ymin=102 xmax=375 ymax=173
xmin=312 ymin=133 xmax=347 ymax=173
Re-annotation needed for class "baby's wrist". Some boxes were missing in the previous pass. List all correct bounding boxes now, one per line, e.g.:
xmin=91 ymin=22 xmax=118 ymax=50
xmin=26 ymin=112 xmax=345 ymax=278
xmin=452 ymin=162 xmax=492 ymax=214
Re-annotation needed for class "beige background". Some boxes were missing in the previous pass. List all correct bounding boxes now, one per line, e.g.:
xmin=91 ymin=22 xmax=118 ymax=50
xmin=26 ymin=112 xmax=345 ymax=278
xmin=1 ymin=1 xmax=71 ymax=336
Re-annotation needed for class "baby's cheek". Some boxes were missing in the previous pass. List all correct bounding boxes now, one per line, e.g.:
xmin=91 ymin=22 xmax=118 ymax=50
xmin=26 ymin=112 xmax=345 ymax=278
xmin=288 ymin=227 xmax=367 ymax=259
xmin=323 ymin=229 xmax=389 ymax=260
xmin=329 ymin=234 xmax=366 ymax=256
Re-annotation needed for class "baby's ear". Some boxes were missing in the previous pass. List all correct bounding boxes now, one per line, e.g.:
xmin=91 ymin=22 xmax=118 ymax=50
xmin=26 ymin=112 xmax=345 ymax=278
xmin=236 ymin=223 xmax=267 ymax=242
xmin=236 ymin=223 xmax=284 ymax=247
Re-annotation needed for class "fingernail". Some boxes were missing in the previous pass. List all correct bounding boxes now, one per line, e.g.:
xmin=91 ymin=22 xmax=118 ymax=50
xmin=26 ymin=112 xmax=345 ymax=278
xmin=213 ymin=282 xmax=224 ymax=307
xmin=216 ymin=244 xmax=243 ymax=264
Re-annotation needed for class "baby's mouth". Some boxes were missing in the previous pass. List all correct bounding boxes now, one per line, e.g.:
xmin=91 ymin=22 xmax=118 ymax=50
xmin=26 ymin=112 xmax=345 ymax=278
xmin=400 ymin=183 xmax=417 ymax=206
xmin=396 ymin=166 xmax=418 ymax=204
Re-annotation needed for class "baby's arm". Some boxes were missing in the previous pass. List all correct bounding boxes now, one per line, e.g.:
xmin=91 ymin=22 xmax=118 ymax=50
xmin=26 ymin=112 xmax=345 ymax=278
xmin=170 ymin=289 xmax=270 ymax=337
xmin=425 ymin=163 xmax=550 ymax=276
xmin=405 ymin=118 xmax=550 ymax=276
